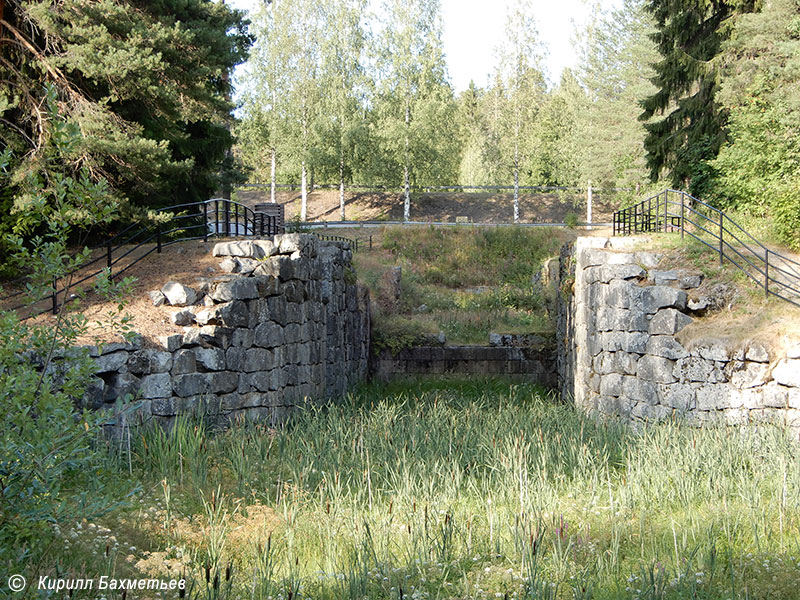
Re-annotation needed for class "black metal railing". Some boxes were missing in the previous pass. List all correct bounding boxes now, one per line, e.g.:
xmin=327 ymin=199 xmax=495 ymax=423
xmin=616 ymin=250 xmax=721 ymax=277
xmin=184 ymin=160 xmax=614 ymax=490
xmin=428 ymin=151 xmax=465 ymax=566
xmin=0 ymin=198 xmax=286 ymax=319
xmin=613 ymin=189 xmax=800 ymax=307
xmin=314 ymin=233 xmax=360 ymax=250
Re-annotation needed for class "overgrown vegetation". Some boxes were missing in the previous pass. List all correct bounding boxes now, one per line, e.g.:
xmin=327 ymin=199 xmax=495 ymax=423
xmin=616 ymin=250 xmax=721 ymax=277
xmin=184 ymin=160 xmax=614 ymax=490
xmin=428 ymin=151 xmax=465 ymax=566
xmin=356 ymin=226 xmax=568 ymax=348
xmin=0 ymin=93 xmax=137 ymax=576
xmin=28 ymin=377 xmax=800 ymax=599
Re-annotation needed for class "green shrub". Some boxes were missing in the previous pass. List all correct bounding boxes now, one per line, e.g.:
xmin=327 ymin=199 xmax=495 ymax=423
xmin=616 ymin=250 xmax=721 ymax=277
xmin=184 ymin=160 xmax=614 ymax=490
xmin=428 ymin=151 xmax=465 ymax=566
xmin=0 ymin=89 xmax=134 ymax=576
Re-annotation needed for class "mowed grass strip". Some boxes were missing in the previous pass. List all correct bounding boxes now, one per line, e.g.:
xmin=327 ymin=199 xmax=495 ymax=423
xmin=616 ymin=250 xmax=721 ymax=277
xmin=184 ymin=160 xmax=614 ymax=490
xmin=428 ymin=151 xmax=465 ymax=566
xmin=75 ymin=378 xmax=800 ymax=600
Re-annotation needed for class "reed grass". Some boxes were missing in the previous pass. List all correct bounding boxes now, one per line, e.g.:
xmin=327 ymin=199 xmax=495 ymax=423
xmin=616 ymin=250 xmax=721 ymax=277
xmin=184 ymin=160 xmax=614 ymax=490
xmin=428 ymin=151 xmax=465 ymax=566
xmin=103 ymin=377 xmax=800 ymax=599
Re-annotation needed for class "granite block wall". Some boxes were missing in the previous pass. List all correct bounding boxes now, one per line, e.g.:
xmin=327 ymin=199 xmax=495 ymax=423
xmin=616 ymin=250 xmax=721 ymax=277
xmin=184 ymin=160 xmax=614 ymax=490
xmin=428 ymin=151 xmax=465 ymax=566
xmin=559 ymin=236 xmax=800 ymax=437
xmin=84 ymin=234 xmax=370 ymax=427
xmin=372 ymin=344 xmax=556 ymax=386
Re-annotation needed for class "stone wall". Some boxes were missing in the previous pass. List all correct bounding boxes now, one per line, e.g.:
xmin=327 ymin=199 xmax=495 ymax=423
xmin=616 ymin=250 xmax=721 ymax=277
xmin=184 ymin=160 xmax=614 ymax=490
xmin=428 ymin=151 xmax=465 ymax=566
xmin=560 ymin=236 xmax=800 ymax=437
xmin=84 ymin=234 xmax=370 ymax=427
xmin=372 ymin=345 xmax=556 ymax=386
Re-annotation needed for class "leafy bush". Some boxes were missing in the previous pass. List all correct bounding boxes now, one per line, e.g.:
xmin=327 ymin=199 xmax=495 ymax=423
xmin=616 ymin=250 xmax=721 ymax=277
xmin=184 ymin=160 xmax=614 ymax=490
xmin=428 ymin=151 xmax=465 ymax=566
xmin=0 ymin=90 xmax=134 ymax=575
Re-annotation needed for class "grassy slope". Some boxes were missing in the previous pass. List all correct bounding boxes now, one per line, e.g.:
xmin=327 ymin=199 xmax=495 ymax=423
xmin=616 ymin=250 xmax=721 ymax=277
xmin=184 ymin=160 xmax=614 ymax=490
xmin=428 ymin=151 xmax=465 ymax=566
xmin=50 ymin=378 xmax=800 ymax=599
xmin=640 ymin=233 xmax=800 ymax=349
xmin=353 ymin=226 xmax=575 ymax=347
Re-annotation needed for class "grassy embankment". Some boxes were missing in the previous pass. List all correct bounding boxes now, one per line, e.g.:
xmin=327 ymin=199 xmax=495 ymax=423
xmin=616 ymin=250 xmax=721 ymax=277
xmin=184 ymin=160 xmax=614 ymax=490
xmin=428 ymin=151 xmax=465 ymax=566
xmin=40 ymin=378 xmax=800 ymax=599
xmin=641 ymin=231 xmax=800 ymax=348
xmin=352 ymin=226 xmax=574 ymax=348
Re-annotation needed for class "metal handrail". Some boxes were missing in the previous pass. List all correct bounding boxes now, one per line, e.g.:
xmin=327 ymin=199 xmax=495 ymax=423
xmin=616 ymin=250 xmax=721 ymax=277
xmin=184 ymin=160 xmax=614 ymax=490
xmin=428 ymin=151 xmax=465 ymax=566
xmin=2 ymin=198 xmax=287 ymax=319
xmin=613 ymin=189 xmax=800 ymax=308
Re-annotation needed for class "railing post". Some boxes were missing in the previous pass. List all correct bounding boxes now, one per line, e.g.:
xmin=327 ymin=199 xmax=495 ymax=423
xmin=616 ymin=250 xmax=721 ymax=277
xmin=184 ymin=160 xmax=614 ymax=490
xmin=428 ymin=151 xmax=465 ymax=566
xmin=225 ymin=200 xmax=230 ymax=237
xmin=719 ymin=212 xmax=724 ymax=266
xmin=157 ymin=224 xmax=162 ymax=254
xmin=765 ymin=249 xmax=770 ymax=298
xmin=107 ymin=242 xmax=113 ymax=275
xmin=680 ymin=193 xmax=685 ymax=240
xmin=215 ymin=199 xmax=220 ymax=237
xmin=370 ymin=234 xmax=373 ymax=250
xmin=52 ymin=276 xmax=58 ymax=315
xmin=234 ymin=202 xmax=239 ymax=236
xmin=203 ymin=202 xmax=208 ymax=242
xmin=664 ymin=190 xmax=668 ymax=232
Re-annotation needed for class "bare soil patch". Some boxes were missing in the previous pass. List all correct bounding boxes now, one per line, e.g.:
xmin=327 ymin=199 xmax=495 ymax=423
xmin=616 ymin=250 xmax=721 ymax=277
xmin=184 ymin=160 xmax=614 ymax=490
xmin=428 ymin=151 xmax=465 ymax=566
xmin=11 ymin=240 xmax=223 ymax=348
xmin=233 ymin=188 xmax=617 ymax=224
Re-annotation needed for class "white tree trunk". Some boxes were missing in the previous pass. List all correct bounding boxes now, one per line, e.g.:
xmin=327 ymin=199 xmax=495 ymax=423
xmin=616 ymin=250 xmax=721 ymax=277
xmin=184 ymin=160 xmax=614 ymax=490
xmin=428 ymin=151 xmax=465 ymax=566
xmin=270 ymin=147 xmax=276 ymax=203
xmin=513 ymin=147 xmax=520 ymax=223
xmin=404 ymin=103 xmax=411 ymax=223
xmin=301 ymin=161 xmax=308 ymax=221
xmin=586 ymin=180 xmax=593 ymax=229
xmin=339 ymin=156 xmax=346 ymax=221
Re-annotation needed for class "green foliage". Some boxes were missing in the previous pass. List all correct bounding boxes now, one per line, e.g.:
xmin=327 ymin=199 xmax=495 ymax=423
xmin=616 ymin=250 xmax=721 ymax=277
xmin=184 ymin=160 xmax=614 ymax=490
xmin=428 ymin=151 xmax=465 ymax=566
xmin=1 ymin=0 xmax=251 ymax=226
xmin=577 ymin=0 xmax=659 ymax=190
xmin=640 ymin=0 xmax=757 ymax=192
xmin=563 ymin=211 xmax=579 ymax=228
xmin=370 ymin=314 xmax=433 ymax=355
xmin=709 ymin=0 xmax=800 ymax=249
xmin=381 ymin=226 xmax=563 ymax=287
xmin=0 ymin=94 xmax=136 ymax=576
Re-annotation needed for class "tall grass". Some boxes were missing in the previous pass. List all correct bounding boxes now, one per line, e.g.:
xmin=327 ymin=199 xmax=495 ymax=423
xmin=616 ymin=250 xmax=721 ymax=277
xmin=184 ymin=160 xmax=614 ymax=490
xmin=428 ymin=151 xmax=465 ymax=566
xmin=106 ymin=378 xmax=800 ymax=600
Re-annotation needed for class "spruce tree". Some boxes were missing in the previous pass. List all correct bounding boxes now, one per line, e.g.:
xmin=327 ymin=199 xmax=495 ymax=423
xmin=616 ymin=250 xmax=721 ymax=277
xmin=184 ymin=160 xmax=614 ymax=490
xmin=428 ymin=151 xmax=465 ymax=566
xmin=640 ymin=0 xmax=756 ymax=195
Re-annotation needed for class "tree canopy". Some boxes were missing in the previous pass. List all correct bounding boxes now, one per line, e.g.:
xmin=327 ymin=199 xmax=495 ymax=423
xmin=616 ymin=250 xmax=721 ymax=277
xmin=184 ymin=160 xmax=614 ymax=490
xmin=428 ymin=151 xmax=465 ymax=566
xmin=0 ymin=0 xmax=251 ymax=231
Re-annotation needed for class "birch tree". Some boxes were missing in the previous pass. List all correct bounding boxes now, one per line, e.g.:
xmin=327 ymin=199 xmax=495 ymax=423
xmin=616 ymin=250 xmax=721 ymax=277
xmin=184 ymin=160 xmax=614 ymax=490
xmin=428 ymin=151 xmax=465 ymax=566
xmin=492 ymin=0 xmax=546 ymax=222
xmin=239 ymin=0 xmax=290 ymax=203
xmin=282 ymin=0 xmax=324 ymax=220
xmin=374 ymin=0 xmax=457 ymax=222
xmin=241 ymin=0 xmax=323 ymax=219
xmin=315 ymin=0 xmax=368 ymax=220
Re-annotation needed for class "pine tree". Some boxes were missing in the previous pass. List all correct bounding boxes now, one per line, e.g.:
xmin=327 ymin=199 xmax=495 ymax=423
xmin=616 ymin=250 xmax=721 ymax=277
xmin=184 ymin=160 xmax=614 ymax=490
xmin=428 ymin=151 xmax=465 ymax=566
xmin=577 ymin=0 xmax=658 ymax=190
xmin=0 ymin=0 xmax=251 ymax=222
xmin=640 ymin=0 xmax=756 ymax=195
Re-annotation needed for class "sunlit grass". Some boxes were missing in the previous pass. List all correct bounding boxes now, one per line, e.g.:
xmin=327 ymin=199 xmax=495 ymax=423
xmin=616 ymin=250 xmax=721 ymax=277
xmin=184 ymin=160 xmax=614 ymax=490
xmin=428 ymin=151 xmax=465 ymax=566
xmin=355 ymin=226 xmax=569 ymax=346
xmin=49 ymin=378 xmax=800 ymax=599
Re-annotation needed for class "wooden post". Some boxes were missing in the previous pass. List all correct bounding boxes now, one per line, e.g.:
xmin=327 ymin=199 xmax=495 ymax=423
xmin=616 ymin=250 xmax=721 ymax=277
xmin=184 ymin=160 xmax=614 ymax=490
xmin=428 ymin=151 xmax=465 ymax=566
xmin=586 ymin=181 xmax=592 ymax=230
xmin=681 ymin=193 xmax=685 ymax=240
xmin=157 ymin=225 xmax=162 ymax=254
xmin=719 ymin=212 xmax=724 ymax=266
xmin=107 ymin=242 xmax=113 ymax=273
xmin=52 ymin=277 xmax=58 ymax=315
xmin=663 ymin=190 xmax=668 ymax=232
xmin=765 ymin=249 xmax=770 ymax=298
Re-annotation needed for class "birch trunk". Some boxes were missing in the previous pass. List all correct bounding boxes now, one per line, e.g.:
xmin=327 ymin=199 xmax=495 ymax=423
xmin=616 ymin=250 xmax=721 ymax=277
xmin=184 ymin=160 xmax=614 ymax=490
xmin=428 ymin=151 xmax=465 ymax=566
xmin=513 ymin=145 xmax=520 ymax=223
xmin=301 ymin=161 xmax=308 ymax=221
xmin=403 ymin=103 xmax=410 ymax=223
xmin=270 ymin=147 xmax=276 ymax=203
xmin=339 ymin=155 xmax=346 ymax=221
